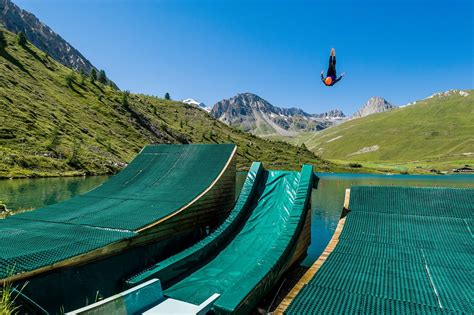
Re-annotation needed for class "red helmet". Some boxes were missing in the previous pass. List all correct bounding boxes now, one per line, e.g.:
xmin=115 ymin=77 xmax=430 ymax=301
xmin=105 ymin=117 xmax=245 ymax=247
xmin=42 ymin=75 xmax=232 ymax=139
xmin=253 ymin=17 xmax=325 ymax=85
xmin=325 ymin=77 xmax=333 ymax=85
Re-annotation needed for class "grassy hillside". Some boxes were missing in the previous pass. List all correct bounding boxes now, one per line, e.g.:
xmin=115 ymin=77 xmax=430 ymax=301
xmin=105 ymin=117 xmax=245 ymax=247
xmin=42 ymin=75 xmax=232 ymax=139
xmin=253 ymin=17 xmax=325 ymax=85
xmin=0 ymin=29 xmax=367 ymax=178
xmin=286 ymin=91 xmax=474 ymax=173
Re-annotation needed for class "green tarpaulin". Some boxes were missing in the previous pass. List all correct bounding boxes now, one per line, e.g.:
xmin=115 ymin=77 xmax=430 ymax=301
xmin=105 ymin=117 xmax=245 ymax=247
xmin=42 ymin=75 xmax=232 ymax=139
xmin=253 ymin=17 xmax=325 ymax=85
xmin=161 ymin=164 xmax=314 ymax=314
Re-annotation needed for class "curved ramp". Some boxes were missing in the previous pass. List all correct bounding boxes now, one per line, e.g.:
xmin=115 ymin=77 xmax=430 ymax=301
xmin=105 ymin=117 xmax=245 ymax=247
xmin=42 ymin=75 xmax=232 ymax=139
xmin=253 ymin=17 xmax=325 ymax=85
xmin=0 ymin=144 xmax=236 ymax=282
xmin=126 ymin=162 xmax=265 ymax=287
xmin=156 ymin=164 xmax=314 ymax=314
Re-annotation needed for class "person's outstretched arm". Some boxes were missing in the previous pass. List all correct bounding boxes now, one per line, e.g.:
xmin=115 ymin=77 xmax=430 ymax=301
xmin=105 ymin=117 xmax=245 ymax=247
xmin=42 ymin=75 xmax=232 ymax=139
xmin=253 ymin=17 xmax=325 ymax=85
xmin=334 ymin=72 xmax=345 ymax=83
xmin=321 ymin=70 xmax=325 ymax=82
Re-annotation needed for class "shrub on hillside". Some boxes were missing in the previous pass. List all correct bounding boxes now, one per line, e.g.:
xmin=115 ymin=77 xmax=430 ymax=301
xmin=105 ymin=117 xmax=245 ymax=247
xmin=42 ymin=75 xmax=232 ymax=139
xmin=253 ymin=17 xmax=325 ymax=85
xmin=16 ymin=31 xmax=26 ymax=46
xmin=0 ymin=32 xmax=6 ymax=49
xmin=65 ymin=71 xmax=76 ymax=88
xmin=90 ymin=69 xmax=97 ymax=82
xmin=98 ymin=70 xmax=107 ymax=84
xmin=122 ymin=90 xmax=130 ymax=108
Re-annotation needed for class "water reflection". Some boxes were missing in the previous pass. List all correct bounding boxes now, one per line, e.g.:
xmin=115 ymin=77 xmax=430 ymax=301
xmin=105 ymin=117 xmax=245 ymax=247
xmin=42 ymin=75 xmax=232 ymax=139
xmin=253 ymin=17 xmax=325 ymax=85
xmin=0 ymin=176 xmax=109 ymax=211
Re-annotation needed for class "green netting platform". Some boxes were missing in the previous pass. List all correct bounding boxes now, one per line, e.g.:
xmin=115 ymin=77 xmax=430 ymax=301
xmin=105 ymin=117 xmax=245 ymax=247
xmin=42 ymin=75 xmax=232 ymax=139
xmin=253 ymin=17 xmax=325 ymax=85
xmin=0 ymin=144 xmax=235 ymax=280
xmin=285 ymin=186 xmax=474 ymax=314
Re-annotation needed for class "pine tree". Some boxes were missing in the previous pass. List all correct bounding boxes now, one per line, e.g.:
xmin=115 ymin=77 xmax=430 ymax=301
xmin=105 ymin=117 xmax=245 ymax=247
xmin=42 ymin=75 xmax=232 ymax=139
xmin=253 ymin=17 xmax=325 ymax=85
xmin=65 ymin=70 xmax=76 ymax=88
xmin=164 ymin=92 xmax=171 ymax=100
xmin=69 ymin=139 xmax=81 ymax=168
xmin=122 ymin=90 xmax=130 ymax=108
xmin=79 ymin=68 xmax=86 ymax=84
xmin=0 ymin=32 xmax=6 ymax=50
xmin=98 ymin=70 xmax=107 ymax=84
xmin=90 ymin=69 xmax=97 ymax=82
xmin=17 ymin=31 xmax=27 ymax=46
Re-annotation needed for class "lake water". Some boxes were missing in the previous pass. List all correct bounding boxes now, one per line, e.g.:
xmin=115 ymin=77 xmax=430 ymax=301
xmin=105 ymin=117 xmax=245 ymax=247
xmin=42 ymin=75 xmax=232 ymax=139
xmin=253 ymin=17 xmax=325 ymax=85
xmin=1 ymin=173 xmax=473 ymax=267
xmin=0 ymin=176 xmax=109 ymax=211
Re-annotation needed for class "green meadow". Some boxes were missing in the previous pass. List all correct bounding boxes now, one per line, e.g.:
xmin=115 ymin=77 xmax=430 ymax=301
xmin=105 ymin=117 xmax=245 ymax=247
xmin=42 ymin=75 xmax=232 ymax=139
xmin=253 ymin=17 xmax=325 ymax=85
xmin=273 ymin=92 xmax=473 ymax=173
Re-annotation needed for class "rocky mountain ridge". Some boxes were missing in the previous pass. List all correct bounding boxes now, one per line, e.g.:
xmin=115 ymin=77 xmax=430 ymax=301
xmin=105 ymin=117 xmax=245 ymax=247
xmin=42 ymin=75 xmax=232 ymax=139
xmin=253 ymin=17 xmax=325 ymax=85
xmin=211 ymin=93 xmax=345 ymax=137
xmin=0 ymin=0 xmax=96 ymax=73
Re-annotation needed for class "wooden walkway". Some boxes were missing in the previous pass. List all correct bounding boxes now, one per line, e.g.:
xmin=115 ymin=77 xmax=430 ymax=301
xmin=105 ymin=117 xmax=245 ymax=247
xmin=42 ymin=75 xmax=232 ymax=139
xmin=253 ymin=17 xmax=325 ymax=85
xmin=274 ymin=189 xmax=351 ymax=314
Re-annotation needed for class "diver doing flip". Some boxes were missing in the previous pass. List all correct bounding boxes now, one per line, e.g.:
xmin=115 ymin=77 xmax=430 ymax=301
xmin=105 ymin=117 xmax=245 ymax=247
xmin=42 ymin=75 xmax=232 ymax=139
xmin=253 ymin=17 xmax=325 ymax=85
xmin=321 ymin=48 xmax=345 ymax=86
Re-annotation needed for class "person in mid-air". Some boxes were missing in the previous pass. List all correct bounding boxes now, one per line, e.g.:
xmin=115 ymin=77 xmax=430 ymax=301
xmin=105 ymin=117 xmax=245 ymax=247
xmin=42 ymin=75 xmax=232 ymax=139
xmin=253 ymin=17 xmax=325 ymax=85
xmin=321 ymin=48 xmax=345 ymax=86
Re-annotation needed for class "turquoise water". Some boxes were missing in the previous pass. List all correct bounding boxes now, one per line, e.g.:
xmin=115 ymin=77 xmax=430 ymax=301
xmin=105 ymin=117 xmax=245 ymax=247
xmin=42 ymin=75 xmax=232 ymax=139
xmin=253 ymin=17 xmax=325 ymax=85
xmin=0 ymin=176 xmax=109 ymax=211
xmin=1 ymin=173 xmax=472 ymax=267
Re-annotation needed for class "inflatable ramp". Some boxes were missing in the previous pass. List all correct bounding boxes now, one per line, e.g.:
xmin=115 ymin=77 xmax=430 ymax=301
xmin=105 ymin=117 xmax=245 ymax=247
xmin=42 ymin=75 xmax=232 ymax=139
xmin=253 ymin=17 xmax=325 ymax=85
xmin=0 ymin=144 xmax=237 ymax=312
xmin=279 ymin=186 xmax=474 ymax=314
xmin=129 ymin=162 xmax=314 ymax=314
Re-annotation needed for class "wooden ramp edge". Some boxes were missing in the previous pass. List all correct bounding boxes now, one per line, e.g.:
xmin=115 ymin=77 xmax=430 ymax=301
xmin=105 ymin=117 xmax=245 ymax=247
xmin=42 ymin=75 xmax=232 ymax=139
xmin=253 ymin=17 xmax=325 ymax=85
xmin=274 ymin=188 xmax=351 ymax=314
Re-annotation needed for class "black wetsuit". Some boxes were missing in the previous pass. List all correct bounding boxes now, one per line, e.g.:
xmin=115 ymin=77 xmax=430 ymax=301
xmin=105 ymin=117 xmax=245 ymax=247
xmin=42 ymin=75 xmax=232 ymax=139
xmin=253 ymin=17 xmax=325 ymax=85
xmin=321 ymin=55 xmax=343 ymax=86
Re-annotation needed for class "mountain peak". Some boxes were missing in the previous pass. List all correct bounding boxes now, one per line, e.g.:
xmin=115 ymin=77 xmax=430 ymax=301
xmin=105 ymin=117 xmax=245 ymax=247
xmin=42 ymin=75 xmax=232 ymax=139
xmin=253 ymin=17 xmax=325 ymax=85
xmin=211 ymin=93 xmax=346 ymax=136
xmin=353 ymin=96 xmax=395 ymax=118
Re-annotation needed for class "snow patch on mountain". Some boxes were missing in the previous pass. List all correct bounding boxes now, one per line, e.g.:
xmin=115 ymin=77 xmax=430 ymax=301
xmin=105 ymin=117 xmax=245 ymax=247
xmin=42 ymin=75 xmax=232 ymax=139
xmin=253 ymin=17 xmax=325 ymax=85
xmin=426 ymin=89 xmax=469 ymax=99
xmin=347 ymin=145 xmax=380 ymax=156
xmin=401 ymin=89 xmax=469 ymax=107
xmin=182 ymin=98 xmax=211 ymax=112
xmin=326 ymin=136 xmax=343 ymax=143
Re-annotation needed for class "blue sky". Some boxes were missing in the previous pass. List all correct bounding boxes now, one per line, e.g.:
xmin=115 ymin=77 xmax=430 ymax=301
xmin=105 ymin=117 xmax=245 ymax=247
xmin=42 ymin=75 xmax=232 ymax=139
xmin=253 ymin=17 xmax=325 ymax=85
xmin=15 ymin=0 xmax=473 ymax=115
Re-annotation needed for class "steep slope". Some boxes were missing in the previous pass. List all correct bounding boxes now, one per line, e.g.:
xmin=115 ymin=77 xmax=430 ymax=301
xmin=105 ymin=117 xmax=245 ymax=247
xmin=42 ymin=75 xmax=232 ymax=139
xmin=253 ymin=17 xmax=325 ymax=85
xmin=0 ymin=0 xmax=97 ymax=74
xmin=211 ymin=93 xmax=345 ymax=136
xmin=290 ymin=90 xmax=473 ymax=172
xmin=0 ymin=29 xmax=360 ymax=178
xmin=352 ymin=96 xmax=395 ymax=118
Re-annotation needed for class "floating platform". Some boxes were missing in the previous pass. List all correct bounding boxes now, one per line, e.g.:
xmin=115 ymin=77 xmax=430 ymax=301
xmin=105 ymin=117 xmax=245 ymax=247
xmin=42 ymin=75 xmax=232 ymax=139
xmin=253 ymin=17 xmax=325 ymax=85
xmin=121 ymin=162 xmax=314 ymax=314
xmin=0 ymin=144 xmax=237 ymax=312
xmin=278 ymin=186 xmax=474 ymax=314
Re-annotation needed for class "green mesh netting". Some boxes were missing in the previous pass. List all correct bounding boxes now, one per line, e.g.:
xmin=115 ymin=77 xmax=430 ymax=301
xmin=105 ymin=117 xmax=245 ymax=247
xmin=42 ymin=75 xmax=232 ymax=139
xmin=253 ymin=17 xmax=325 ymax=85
xmin=0 ymin=218 xmax=134 ymax=278
xmin=287 ymin=285 xmax=444 ymax=314
xmin=13 ymin=144 xmax=235 ymax=230
xmin=349 ymin=186 xmax=473 ymax=218
xmin=0 ymin=144 xmax=235 ymax=279
xmin=163 ymin=165 xmax=314 ymax=314
xmin=285 ymin=186 xmax=474 ymax=314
